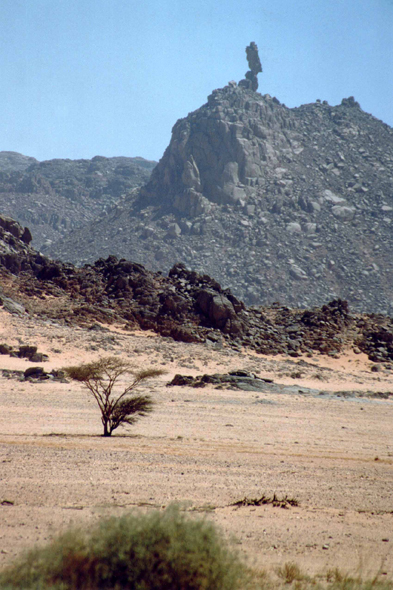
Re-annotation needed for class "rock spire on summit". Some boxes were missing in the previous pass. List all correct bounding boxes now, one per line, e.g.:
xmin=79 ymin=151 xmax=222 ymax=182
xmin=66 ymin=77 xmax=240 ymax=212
xmin=239 ymin=42 xmax=262 ymax=91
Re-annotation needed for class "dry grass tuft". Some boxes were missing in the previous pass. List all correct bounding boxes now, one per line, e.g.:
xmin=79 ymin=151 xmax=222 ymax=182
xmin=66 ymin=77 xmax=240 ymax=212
xmin=277 ymin=562 xmax=307 ymax=584
xmin=231 ymin=493 xmax=299 ymax=509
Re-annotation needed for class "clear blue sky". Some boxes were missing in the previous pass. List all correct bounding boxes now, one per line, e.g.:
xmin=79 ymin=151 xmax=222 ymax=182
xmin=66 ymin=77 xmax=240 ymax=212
xmin=1 ymin=0 xmax=392 ymax=162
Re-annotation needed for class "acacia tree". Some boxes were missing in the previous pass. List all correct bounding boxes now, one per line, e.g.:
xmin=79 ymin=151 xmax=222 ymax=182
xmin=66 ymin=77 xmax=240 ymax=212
xmin=64 ymin=357 xmax=165 ymax=437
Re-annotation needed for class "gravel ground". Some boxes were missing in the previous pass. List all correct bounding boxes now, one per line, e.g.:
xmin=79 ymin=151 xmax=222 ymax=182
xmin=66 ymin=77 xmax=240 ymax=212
xmin=0 ymin=309 xmax=392 ymax=578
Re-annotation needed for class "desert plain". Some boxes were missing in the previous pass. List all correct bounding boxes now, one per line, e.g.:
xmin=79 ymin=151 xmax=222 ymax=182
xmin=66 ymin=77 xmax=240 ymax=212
xmin=0 ymin=307 xmax=392 ymax=580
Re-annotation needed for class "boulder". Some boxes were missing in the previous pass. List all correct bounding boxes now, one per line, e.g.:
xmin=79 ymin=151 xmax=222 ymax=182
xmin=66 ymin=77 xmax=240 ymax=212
xmin=331 ymin=206 xmax=356 ymax=221
xmin=286 ymin=222 xmax=302 ymax=234
xmin=24 ymin=366 xmax=45 ymax=379
xmin=196 ymin=289 xmax=242 ymax=333
xmin=18 ymin=345 xmax=37 ymax=359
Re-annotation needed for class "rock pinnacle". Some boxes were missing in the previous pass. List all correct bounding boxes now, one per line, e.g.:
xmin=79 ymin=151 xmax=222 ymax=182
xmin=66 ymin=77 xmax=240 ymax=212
xmin=239 ymin=42 xmax=262 ymax=91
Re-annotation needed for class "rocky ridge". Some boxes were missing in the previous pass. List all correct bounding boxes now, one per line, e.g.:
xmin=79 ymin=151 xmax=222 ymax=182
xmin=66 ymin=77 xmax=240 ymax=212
xmin=0 ymin=153 xmax=156 ymax=250
xmin=0 ymin=151 xmax=38 ymax=172
xmin=45 ymin=47 xmax=393 ymax=315
xmin=1 ymin=214 xmax=393 ymax=364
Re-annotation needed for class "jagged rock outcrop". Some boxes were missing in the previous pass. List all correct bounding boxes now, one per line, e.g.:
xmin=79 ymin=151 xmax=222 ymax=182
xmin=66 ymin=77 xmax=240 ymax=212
xmin=2 ymin=214 xmax=393 ymax=363
xmin=140 ymin=82 xmax=295 ymax=210
xmin=0 ymin=215 xmax=32 ymax=245
xmin=0 ymin=154 xmax=156 ymax=249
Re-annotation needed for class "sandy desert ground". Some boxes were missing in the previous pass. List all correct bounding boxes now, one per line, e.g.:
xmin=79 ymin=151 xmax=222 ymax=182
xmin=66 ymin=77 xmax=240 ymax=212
xmin=0 ymin=308 xmax=392 ymax=579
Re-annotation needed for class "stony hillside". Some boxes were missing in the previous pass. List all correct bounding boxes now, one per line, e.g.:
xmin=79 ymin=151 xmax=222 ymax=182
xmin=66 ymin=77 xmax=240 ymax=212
xmin=45 ymin=45 xmax=393 ymax=315
xmin=0 ymin=151 xmax=38 ymax=171
xmin=1 ymin=214 xmax=393 ymax=364
xmin=0 ymin=153 xmax=156 ymax=250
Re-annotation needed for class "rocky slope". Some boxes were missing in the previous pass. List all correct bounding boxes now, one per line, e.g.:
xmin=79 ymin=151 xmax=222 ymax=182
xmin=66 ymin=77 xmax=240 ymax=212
xmin=0 ymin=151 xmax=38 ymax=172
xmin=1 ymin=214 xmax=393 ymax=364
xmin=45 ymin=46 xmax=393 ymax=315
xmin=0 ymin=153 xmax=156 ymax=250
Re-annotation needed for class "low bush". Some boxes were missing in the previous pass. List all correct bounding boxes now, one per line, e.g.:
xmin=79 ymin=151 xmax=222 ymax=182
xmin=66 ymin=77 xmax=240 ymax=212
xmin=277 ymin=562 xmax=306 ymax=584
xmin=0 ymin=506 xmax=248 ymax=589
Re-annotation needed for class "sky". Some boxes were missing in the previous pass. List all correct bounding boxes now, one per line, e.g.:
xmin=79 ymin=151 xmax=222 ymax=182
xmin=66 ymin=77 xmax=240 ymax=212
xmin=1 ymin=0 xmax=392 ymax=163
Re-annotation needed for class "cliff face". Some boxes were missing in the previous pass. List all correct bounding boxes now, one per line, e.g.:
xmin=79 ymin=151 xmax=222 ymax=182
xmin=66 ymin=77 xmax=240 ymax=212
xmin=141 ymin=84 xmax=307 ymax=212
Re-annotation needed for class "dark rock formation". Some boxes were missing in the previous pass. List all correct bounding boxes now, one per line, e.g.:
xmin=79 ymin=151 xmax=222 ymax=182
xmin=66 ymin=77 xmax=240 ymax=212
xmin=0 ymin=215 xmax=31 ymax=244
xmin=239 ymin=42 xmax=262 ymax=91
xmin=167 ymin=370 xmax=273 ymax=390
xmin=24 ymin=366 xmax=45 ymax=379
xmin=1 ymin=367 xmax=65 ymax=381
xmin=0 ymin=342 xmax=49 ymax=362
xmin=2 ymin=214 xmax=393 ymax=364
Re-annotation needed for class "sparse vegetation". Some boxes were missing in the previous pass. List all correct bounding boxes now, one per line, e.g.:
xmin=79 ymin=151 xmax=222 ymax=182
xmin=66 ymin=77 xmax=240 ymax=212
xmin=322 ymin=568 xmax=393 ymax=590
xmin=64 ymin=356 xmax=165 ymax=436
xmin=290 ymin=371 xmax=303 ymax=380
xmin=277 ymin=562 xmax=307 ymax=584
xmin=0 ymin=506 xmax=249 ymax=590
xmin=231 ymin=494 xmax=299 ymax=509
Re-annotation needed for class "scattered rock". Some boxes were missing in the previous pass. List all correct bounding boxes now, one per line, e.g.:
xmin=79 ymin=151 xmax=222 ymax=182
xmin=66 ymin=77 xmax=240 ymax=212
xmin=2 ymin=215 xmax=393 ymax=362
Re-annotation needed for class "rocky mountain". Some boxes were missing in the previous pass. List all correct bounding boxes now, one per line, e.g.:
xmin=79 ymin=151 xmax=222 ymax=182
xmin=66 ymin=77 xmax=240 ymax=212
xmin=0 ymin=153 xmax=156 ymax=250
xmin=1 ymin=213 xmax=393 ymax=365
xmin=45 ymin=44 xmax=393 ymax=315
xmin=0 ymin=151 xmax=38 ymax=172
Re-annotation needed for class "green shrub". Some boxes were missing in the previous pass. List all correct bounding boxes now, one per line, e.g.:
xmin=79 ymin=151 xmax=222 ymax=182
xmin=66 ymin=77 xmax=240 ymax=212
xmin=0 ymin=506 xmax=248 ymax=589
xmin=63 ymin=357 xmax=166 ymax=436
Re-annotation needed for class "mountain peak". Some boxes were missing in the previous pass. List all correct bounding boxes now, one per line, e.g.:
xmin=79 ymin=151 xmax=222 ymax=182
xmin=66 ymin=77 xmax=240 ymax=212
xmin=36 ymin=53 xmax=393 ymax=314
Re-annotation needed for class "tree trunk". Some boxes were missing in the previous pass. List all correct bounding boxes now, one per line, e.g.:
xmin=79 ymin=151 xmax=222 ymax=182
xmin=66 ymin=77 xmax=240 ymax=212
xmin=103 ymin=421 xmax=111 ymax=437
